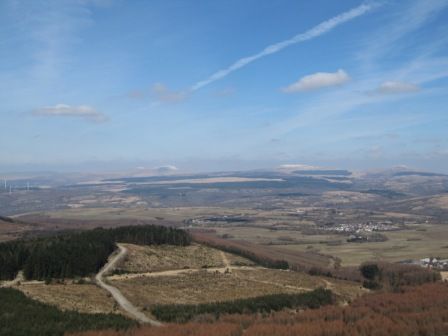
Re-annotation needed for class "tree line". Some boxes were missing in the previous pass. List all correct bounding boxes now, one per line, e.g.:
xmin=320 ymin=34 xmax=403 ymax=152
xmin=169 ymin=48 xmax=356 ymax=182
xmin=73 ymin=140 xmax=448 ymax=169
xmin=0 ymin=225 xmax=191 ymax=280
xmin=0 ymin=287 xmax=135 ymax=336
xmin=151 ymin=288 xmax=333 ymax=322
xmin=360 ymin=261 xmax=441 ymax=291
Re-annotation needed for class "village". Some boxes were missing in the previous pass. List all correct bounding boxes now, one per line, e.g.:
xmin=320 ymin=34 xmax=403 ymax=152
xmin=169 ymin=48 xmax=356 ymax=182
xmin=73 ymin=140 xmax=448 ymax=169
xmin=419 ymin=257 xmax=448 ymax=271
xmin=320 ymin=221 xmax=401 ymax=234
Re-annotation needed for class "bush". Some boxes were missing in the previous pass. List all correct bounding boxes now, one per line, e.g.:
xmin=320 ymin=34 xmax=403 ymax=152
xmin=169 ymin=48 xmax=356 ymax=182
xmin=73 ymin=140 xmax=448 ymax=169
xmin=362 ymin=280 xmax=382 ymax=290
xmin=360 ymin=263 xmax=380 ymax=280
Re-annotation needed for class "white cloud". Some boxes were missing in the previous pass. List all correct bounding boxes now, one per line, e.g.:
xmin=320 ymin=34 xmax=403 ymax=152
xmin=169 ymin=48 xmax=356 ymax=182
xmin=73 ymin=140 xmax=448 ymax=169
xmin=33 ymin=104 xmax=108 ymax=123
xmin=155 ymin=165 xmax=178 ymax=174
xmin=151 ymin=83 xmax=187 ymax=103
xmin=375 ymin=81 xmax=420 ymax=94
xmin=278 ymin=164 xmax=319 ymax=170
xmin=282 ymin=69 xmax=350 ymax=93
xmin=190 ymin=3 xmax=377 ymax=91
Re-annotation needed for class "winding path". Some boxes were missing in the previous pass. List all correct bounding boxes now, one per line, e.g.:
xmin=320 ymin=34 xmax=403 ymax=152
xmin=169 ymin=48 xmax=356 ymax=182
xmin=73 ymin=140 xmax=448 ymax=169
xmin=95 ymin=244 xmax=163 ymax=326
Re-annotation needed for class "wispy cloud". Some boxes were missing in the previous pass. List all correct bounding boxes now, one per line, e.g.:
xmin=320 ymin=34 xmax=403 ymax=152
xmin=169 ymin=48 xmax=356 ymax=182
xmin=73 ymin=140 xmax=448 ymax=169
xmin=151 ymin=83 xmax=187 ymax=103
xmin=270 ymin=63 xmax=445 ymax=139
xmin=0 ymin=0 xmax=103 ymax=95
xmin=358 ymin=0 xmax=448 ymax=65
xmin=282 ymin=69 xmax=350 ymax=93
xmin=138 ymin=2 xmax=376 ymax=106
xmin=129 ymin=83 xmax=187 ymax=105
xmin=30 ymin=3 xmax=93 ymax=84
xmin=33 ymin=104 xmax=108 ymax=123
xmin=374 ymin=81 xmax=420 ymax=94
xmin=266 ymin=0 xmax=448 ymax=139
xmin=190 ymin=3 xmax=378 ymax=91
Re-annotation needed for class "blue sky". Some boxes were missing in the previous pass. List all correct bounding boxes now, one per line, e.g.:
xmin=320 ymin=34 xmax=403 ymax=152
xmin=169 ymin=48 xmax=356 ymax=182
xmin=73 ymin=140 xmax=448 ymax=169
xmin=1 ymin=0 xmax=448 ymax=172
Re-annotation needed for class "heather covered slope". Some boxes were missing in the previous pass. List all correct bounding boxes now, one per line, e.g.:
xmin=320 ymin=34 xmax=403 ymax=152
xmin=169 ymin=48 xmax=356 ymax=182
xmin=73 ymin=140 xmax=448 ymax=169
xmin=71 ymin=282 xmax=448 ymax=336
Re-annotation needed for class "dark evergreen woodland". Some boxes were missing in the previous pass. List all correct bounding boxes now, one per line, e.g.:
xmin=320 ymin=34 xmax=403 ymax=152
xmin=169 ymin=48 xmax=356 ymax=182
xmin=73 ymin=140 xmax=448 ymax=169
xmin=151 ymin=288 xmax=333 ymax=322
xmin=0 ymin=287 xmax=135 ymax=336
xmin=0 ymin=225 xmax=191 ymax=280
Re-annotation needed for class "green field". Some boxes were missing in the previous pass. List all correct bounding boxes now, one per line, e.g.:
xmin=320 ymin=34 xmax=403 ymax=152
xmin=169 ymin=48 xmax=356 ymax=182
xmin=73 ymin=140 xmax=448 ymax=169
xmin=21 ymin=207 xmax=448 ymax=267
xmin=270 ymin=224 xmax=448 ymax=266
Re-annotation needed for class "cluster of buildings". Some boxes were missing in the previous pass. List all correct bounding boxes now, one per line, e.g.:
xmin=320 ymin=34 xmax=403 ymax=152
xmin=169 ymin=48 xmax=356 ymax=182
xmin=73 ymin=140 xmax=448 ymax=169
xmin=420 ymin=257 xmax=448 ymax=270
xmin=321 ymin=221 xmax=400 ymax=234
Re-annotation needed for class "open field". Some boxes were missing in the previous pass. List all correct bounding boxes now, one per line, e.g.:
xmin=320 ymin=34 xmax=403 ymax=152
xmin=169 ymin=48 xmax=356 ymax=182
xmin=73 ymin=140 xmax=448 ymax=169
xmin=429 ymin=195 xmax=448 ymax=210
xmin=321 ymin=191 xmax=379 ymax=204
xmin=269 ymin=223 xmax=448 ymax=266
xmin=108 ymin=243 xmax=364 ymax=310
xmin=0 ymin=217 xmax=38 ymax=242
xmin=6 ymin=168 xmax=448 ymax=273
xmin=0 ymin=219 xmax=27 ymax=241
xmin=20 ymin=207 xmax=262 ymax=226
xmin=15 ymin=283 xmax=122 ymax=315
xmin=111 ymin=271 xmax=292 ymax=306
xmin=211 ymin=225 xmax=338 ymax=246
xmin=3 ymin=242 xmax=365 ymax=320
xmin=24 ymin=205 xmax=448 ymax=267
xmin=231 ymin=268 xmax=366 ymax=301
xmin=117 ymin=243 xmax=253 ymax=273
xmin=110 ymin=267 xmax=364 ymax=309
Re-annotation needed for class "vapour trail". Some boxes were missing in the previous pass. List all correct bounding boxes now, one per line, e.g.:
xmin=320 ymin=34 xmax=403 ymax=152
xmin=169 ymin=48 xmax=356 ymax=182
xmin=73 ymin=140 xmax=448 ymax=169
xmin=190 ymin=3 xmax=378 ymax=91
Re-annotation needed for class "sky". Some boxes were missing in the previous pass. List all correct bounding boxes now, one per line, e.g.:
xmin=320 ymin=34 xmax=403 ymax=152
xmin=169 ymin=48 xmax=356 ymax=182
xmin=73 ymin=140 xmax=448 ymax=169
xmin=1 ymin=0 xmax=448 ymax=173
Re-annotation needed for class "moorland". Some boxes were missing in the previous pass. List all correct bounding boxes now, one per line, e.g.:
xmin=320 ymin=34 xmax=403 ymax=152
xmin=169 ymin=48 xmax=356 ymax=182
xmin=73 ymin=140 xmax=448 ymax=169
xmin=1 ymin=166 xmax=448 ymax=335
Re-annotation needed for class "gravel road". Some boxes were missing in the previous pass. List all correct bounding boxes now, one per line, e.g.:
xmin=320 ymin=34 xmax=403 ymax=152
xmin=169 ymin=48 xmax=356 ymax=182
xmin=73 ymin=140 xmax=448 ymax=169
xmin=96 ymin=244 xmax=163 ymax=326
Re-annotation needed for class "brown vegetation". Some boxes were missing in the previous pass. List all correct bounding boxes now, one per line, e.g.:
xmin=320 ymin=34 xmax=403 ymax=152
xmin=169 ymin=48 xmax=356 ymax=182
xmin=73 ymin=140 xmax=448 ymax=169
xmin=110 ymin=270 xmax=306 ymax=307
xmin=17 ymin=282 xmax=121 ymax=314
xmin=0 ymin=216 xmax=38 ymax=242
xmin=363 ymin=261 xmax=442 ymax=290
xmin=70 ymin=282 xmax=448 ymax=336
xmin=116 ymin=243 xmax=252 ymax=273
xmin=17 ymin=214 xmax=182 ymax=233
xmin=192 ymin=232 xmax=331 ymax=270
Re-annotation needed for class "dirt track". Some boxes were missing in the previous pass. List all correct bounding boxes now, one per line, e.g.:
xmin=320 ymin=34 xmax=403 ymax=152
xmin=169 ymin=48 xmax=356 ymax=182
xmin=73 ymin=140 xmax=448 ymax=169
xmin=442 ymin=271 xmax=448 ymax=282
xmin=96 ymin=244 xmax=162 ymax=326
xmin=107 ymin=264 xmax=263 ymax=281
xmin=220 ymin=251 xmax=230 ymax=268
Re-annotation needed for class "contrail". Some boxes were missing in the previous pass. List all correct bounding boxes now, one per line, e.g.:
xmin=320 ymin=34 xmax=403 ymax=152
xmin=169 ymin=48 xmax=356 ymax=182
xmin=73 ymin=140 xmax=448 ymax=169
xmin=191 ymin=3 xmax=378 ymax=91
